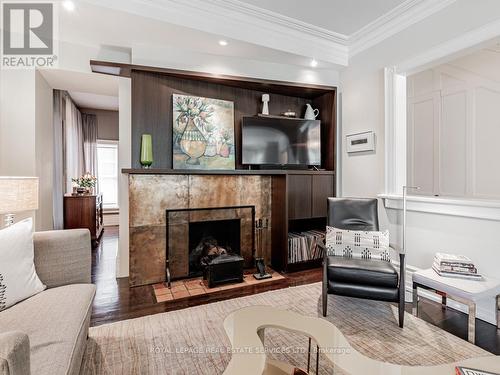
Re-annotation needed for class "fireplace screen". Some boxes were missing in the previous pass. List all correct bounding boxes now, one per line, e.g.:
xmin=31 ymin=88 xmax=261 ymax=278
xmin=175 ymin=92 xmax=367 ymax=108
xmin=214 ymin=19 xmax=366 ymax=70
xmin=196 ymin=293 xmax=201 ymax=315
xmin=165 ymin=206 xmax=255 ymax=285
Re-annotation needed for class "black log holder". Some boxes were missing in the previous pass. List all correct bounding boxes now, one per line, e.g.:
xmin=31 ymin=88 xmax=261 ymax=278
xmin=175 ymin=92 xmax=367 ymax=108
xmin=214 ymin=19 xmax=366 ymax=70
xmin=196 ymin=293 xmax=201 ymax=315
xmin=205 ymin=253 xmax=244 ymax=288
xmin=254 ymin=218 xmax=272 ymax=280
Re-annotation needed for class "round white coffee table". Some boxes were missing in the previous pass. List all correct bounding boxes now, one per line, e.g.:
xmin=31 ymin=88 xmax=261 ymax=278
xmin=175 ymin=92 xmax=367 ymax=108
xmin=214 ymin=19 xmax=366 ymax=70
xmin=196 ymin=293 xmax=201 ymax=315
xmin=222 ymin=305 xmax=500 ymax=375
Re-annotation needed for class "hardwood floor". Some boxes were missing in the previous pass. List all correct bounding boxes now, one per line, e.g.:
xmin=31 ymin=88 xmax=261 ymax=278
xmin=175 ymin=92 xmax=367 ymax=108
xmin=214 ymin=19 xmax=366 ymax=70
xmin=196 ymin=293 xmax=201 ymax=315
xmin=91 ymin=226 xmax=292 ymax=326
xmin=91 ymin=227 xmax=500 ymax=354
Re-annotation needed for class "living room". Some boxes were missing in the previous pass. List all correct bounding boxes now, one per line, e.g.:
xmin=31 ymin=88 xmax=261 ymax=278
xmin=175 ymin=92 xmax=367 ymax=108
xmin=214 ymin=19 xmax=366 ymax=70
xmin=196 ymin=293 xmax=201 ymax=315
xmin=1 ymin=1 xmax=500 ymax=374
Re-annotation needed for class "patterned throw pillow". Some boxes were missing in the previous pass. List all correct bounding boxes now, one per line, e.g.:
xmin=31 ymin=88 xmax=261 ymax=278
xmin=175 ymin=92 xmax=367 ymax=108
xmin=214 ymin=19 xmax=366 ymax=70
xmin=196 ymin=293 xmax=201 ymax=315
xmin=325 ymin=226 xmax=391 ymax=262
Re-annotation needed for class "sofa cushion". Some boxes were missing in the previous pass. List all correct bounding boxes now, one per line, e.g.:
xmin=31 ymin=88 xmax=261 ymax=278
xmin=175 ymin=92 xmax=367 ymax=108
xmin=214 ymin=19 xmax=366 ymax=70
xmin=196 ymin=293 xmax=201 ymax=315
xmin=0 ymin=284 xmax=95 ymax=375
xmin=327 ymin=256 xmax=399 ymax=288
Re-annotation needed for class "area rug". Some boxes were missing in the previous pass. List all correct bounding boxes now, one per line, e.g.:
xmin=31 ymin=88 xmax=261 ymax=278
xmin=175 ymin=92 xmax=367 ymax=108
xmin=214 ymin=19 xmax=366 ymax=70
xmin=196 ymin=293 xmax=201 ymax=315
xmin=80 ymin=282 xmax=490 ymax=375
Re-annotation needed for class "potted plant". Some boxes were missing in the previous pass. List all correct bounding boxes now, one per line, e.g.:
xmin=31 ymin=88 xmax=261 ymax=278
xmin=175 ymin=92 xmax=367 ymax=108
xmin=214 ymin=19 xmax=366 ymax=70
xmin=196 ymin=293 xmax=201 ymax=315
xmin=72 ymin=173 xmax=97 ymax=195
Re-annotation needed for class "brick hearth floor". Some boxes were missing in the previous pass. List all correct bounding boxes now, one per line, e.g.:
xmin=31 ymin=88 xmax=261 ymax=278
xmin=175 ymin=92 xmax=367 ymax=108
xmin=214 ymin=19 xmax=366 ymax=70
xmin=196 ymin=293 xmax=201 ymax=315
xmin=153 ymin=269 xmax=285 ymax=303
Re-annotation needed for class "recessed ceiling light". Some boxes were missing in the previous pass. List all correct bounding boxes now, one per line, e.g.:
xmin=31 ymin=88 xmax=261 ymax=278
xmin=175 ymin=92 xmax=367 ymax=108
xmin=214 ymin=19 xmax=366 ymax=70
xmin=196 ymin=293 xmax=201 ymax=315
xmin=62 ymin=0 xmax=75 ymax=12
xmin=310 ymin=59 xmax=318 ymax=68
xmin=219 ymin=40 xmax=228 ymax=46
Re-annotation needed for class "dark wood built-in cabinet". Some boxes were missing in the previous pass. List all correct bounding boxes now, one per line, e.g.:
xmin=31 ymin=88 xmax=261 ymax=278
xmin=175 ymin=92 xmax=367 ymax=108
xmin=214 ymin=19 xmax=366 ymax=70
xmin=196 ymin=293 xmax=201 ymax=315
xmin=64 ymin=194 xmax=103 ymax=245
xmin=274 ymin=171 xmax=335 ymax=272
xmin=312 ymin=175 xmax=335 ymax=218
xmin=288 ymin=174 xmax=334 ymax=220
xmin=287 ymin=175 xmax=313 ymax=220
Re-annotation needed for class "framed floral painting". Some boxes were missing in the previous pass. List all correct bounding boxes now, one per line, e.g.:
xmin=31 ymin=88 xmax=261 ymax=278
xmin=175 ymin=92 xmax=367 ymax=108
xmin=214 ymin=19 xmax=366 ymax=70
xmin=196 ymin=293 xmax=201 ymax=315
xmin=172 ymin=93 xmax=235 ymax=170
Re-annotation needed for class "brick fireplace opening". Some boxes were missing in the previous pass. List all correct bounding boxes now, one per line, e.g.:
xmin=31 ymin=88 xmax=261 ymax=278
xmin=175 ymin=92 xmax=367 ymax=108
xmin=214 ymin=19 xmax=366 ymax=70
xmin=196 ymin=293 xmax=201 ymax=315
xmin=165 ymin=206 xmax=255 ymax=284
xmin=188 ymin=218 xmax=241 ymax=277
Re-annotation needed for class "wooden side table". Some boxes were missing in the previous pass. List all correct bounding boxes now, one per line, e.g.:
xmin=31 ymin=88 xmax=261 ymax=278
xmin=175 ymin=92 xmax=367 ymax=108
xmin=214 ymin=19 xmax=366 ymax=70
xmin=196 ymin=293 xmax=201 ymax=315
xmin=412 ymin=268 xmax=500 ymax=344
xmin=64 ymin=193 xmax=103 ymax=246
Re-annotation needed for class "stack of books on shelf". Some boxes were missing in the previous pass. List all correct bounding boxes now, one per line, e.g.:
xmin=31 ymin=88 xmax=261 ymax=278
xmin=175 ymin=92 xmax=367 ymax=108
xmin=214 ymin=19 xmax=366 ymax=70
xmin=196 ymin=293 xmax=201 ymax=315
xmin=288 ymin=230 xmax=325 ymax=264
xmin=433 ymin=252 xmax=482 ymax=280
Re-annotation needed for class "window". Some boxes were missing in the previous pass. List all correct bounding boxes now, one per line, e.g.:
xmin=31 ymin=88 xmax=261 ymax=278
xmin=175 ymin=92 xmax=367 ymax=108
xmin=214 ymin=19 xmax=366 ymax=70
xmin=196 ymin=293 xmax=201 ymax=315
xmin=97 ymin=141 xmax=119 ymax=209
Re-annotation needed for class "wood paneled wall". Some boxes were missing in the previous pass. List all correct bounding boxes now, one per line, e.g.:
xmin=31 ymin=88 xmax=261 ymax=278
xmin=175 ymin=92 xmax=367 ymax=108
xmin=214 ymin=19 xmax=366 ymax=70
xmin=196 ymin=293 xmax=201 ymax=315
xmin=131 ymin=70 xmax=336 ymax=170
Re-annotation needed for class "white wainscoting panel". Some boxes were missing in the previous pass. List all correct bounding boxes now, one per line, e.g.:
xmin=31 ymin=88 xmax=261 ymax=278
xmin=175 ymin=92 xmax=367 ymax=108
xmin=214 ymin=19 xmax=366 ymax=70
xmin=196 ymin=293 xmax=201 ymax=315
xmin=440 ymin=90 xmax=467 ymax=196
xmin=407 ymin=62 xmax=500 ymax=201
xmin=474 ymin=87 xmax=500 ymax=198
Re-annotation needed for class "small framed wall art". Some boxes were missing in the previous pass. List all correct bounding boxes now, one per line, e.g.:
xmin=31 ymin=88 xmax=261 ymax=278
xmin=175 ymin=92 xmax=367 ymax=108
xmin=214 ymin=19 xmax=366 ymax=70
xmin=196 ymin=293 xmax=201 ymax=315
xmin=346 ymin=131 xmax=375 ymax=153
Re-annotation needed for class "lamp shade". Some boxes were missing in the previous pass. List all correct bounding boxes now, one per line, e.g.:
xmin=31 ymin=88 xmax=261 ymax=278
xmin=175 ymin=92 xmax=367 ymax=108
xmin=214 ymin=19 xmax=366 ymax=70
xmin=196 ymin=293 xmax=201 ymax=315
xmin=0 ymin=177 xmax=39 ymax=214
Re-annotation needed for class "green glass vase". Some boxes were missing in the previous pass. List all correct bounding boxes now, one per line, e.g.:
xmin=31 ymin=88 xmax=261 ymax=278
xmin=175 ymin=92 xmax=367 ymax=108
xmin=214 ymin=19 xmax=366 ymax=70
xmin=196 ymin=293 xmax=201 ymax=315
xmin=140 ymin=134 xmax=153 ymax=168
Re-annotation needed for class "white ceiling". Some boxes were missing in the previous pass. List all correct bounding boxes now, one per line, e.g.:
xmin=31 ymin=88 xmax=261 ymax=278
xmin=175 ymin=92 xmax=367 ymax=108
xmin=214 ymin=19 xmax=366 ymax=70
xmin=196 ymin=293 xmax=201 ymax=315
xmin=39 ymin=69 xmax=119 ymax=111
xmin=68 ymin=91 xmax=119 ymax=111
xmin=236 ymin=0 xmax=407 ymax=35
xmin=63 ymin=1 xmax=335 ymax=68
xmin=77 ymin=0 xmax=457 ymax=67
xmin=40 ymin=69 xmax=119 ymax=96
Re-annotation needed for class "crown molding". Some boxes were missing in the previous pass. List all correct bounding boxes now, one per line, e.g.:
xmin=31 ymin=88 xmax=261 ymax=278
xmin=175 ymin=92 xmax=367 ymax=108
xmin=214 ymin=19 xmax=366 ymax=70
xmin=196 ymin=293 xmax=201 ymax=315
xmin=349 ymin=0 xmax=457 ymax=57
xmin=83 ymin=0 xmax=349 ymax=66
xmin=201 ymin=0 xmax=348 ymax=44
xmin=396 ymin=18 xmax=500 ymax=75
xmin=83 ymin=0 xmax=458 ymax=66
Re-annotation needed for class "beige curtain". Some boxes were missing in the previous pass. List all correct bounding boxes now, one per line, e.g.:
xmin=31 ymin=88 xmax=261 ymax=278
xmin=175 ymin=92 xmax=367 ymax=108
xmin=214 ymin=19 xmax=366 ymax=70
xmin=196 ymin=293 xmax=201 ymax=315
xmin=52 ymin=90 xmax=65 ymax=229
xmin=82 ymin=113 xmax=98 ymax=177
xmin=53 ymin=91 xmax=99 ymax=203
xmin=64 ymin=94 xmax=85 ymax=193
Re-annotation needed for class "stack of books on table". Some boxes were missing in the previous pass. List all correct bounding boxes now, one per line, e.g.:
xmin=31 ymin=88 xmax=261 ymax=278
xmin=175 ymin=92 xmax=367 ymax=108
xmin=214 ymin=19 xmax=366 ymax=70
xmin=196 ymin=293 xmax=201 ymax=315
xmin=433 ymin=252 xmax=482 ymax=280
xmin=288 ymin=230 xmax=325 ymax=264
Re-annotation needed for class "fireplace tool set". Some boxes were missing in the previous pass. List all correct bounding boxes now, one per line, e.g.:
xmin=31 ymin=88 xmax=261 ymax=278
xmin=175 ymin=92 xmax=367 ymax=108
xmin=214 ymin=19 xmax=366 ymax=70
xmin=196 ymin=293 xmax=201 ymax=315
xmin=253 ymin=218 xmax=272 ymax=280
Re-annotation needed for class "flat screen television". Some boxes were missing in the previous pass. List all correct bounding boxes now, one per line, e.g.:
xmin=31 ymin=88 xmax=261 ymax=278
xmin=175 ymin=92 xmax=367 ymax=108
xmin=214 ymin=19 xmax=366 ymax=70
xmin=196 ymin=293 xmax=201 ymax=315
xmin=241 ymin=116 xmax=321 ymax=167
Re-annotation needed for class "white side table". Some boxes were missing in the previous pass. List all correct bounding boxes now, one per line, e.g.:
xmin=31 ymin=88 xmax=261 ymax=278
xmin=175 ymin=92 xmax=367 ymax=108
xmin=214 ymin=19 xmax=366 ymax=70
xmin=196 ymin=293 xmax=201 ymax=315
xmin=412 ymin=268 xmax=500 ymax=344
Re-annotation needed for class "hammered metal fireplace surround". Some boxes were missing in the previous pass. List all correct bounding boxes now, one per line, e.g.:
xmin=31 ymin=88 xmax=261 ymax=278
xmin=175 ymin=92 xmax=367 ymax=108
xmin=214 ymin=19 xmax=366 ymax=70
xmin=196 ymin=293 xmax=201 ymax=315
xmin=128 ymin=174 xmax=271 ymax=287
xmin=165 ymin=206 xmax=255 ymax=287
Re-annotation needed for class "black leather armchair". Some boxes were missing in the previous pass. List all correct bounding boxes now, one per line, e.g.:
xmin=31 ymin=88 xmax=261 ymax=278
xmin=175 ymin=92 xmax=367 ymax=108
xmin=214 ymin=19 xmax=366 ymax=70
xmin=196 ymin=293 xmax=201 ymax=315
xmin=322 ymin=198 xmax=406 ymax=327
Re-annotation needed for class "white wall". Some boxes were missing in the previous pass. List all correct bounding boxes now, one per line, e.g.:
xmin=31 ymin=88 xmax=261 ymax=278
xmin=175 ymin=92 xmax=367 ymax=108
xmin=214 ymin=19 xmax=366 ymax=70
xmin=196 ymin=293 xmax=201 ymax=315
xmin=0 ymin=70 xmax=36 ymax=176
xmin=35 ymin=71 xmax=54 ymax=231
xmin=0 ymin=70 xmax=53 ymax=230
xmin=0 ymin=70 xmax=38 ymax=227
xmin=117 ymin=78 xmax=131 ymax=278
xmin=132 ymin=45 xmax=340 ymax=87
xmin=80 ymin=108 xmax=119 ymax=141
xmin=341 ymin=0 xmax=500 ymax=324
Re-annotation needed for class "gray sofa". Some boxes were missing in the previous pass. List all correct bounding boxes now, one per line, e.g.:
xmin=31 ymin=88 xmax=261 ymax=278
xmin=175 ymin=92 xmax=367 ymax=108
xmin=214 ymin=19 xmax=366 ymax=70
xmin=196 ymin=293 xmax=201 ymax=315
xmin=0 ymin=229 xmax=96 ymax=375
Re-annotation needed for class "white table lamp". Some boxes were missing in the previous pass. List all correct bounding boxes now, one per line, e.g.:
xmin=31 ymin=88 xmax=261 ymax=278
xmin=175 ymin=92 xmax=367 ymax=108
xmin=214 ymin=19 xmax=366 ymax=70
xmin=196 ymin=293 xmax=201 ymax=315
xmin=0 ymin=177 xmax=39 ymax=226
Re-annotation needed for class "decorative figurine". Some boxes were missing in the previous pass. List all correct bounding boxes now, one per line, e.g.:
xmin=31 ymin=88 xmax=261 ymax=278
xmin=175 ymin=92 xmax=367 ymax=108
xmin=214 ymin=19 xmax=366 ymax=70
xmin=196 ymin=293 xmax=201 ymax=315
xmin=261 ymin=94 xmax=270 ymax=115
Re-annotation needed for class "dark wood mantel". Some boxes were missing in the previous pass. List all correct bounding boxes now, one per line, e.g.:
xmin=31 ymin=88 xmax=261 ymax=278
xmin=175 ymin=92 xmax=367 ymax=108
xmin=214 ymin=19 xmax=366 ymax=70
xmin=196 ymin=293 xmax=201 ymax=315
xmin=122 ymin=168 xmax=335 ymax=176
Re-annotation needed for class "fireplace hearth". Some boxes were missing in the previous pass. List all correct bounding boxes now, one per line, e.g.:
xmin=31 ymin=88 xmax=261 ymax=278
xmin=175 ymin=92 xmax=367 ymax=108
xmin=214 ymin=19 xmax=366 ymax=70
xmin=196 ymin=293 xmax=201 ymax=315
xmin=165 ymin=206 xmax=255 ymax=286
